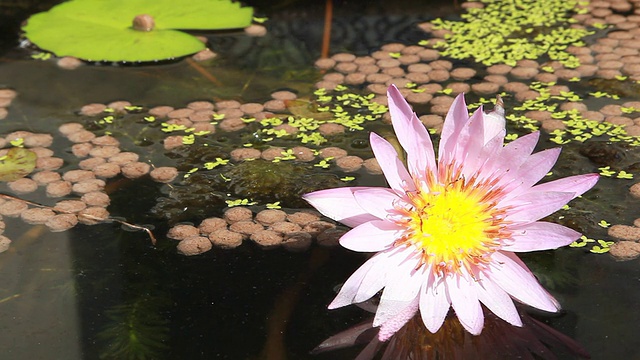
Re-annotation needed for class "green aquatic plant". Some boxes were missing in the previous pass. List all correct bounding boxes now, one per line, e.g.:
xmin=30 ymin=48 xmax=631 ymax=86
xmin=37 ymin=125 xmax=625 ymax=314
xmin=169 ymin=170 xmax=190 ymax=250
xmin=0 ymin=147 xmax=36 ymax=181
xmin=97 ymin=298 xmax=169 ymax=360
xmin=426 ymin=0 xmax=593 ymax=67
xmin=22 ymin=0 xmax=253 ymax=62
xmin=220 ymin=159 xmax=344 ymax=208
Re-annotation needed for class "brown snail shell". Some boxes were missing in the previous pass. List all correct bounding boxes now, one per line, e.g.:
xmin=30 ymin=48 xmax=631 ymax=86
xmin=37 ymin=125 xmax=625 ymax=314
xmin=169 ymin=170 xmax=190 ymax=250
xmin=132 ymin=14 xmax=155 ymax=32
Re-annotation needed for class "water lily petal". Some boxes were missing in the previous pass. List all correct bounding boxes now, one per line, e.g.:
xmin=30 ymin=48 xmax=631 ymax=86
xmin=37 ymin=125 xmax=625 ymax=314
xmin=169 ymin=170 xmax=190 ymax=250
xmin=419 ymin=273 xmax=450 ymax=333
xmin=482 ymin=98 xmax=506 ymax=143
xmin=475 ymin=273 xmax=522 ymax=327
xmin=329 ymin=254 xmax=386 ymax=309
xmin=501 ymin=147 xmax=562 ymax=196
xmin=353 ymin=187 xmax=400 ymax=220
xmin=462 ymin=128 xmax=506 ymax=179
xmin=377 ymin=298 xmax=419 ymax=342
xmin=502 ymin=191 xmax=576 ymax=222
xmin=530 ymin=173 xmax=599 ymax=199
xmin=504 ymin=221 xmax=581 ymax=252
xmin=339 ymin=219 xmax=401 ymax=252
xmin=387 ymin=85 xmax=437 ymax=180
xmin=353 ymin=250 xmax=403 ymax=304
xmin=447 ymin=274 xmax=484 ymax=335
xmin=370 ymin=132 xmax=415 ymax=194
xmin=303 ymin=187 xmax=379 ymax=227
xmin=488 ymin=252 xmax=560 ymax=312
xmin=482 ymin=131 xmax=539 ymax=181
xmin=438 ymin=93 xmax=469 ymax=167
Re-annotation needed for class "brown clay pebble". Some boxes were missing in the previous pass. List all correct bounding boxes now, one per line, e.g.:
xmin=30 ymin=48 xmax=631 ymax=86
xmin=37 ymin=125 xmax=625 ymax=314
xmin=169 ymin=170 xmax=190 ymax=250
xmin=239 ymin=103 xmax=264 ymax=115
xmin=58 ymin=123 xmax=84 ymax=136
xmin=80 ymin=103 xmax=106 ymax=116
xmin=209 ymin=229 xmax=244 ymax=249
xmin=282 ymin=232 xmax=313 ymax=252
xmin=287 ymin=211 xmax=321 ymax=226
xmin=46 ymin=181 xmax=73 ymax=197
xmin=318 ymin=123 xmax=345 ymax=135
xmin=263 ymin=100 xmax=286 ymax=112
xmin=192 ymin=49 xmax=217 ymax=62
xmin=32 ymin=171 xmax=62 ymax=185
xmin=72 ymin=179 xmax=105 ymax=194
xmin=336 ymin=156 xmax=363 ymax=172
xmin=271 ymin=90 xmax=297 ymax=101
xmin=63 ymin=169 xmax=95 ymax=182
xmin=167 ymin=224 xmax=200 ymax=240
xmin=71 ymin=143 xmax=93 ymax=158
xmin=91 ymin=135 xmax=120 ymax=147
xmin=319 ymin=147 xmax=347 ymax=159
xmin=269 ymin=221 xmax=302 ymax=234
xmin=224 ymin=207 xmax=253 ymax=223
xmin=149 ymin=167 xmax=178 ymax=183
xmin=261 ymin=147 xmax=286 ymax=161
xmin=198 ymin=217 xmax=228 ymax=234
xmin=36 ymin=157 xmax=64 ymax=171
xmin=229 ymin=221 xmax=264 ymax=236
xmin=315 ymin=58 xmax=336 ymax=70
xmin=79 ymin=157 xmax=106 ymax=170
xmin=0 ymin=200 xmax=28 ymax=217
xmin=78 ymin=207 xmax=110 ymax=225
xmin=67 ymin=130 xmax=96 ymax=143
xmin=81 ymin=191 xmax=111 ymax=207
xmin=255 ymin=209 xmax=287 ymax=225
xmin=21 ymin=208 xmax=56 ymax=225
xmin=187 ymin=101 xmax=214 ymax=111
xmin=8 ymin=178 xmax=38 ymax=194
xmin=57 ymin=56 xmax=83 ymax=70
xmin=609 ymin=241 xmax=640 ymax=261
xmin=149 ymin=106 xmax=174 ymax=118
xmin=46 ymin=214 xmax=78 ymax=232
xmin=106 ymin=101 xmax=131 ymax=112
xmin=89 ymin=146 xmax=121 ymax=158
xmin=107 ymin=152 xmax=139 ymax=165
xmin=218 ymin=118 xmax=246 ymax=132
xmin=93 ymin=163 xmax=121 ymax=178
xmin=250 ymin=230 xmax=284 ymax=249
xmin=608 ymin=224 xmax=640 ymax=241
xmin=121 ymin=162 xmax=151 ymax=179
xmin=450 ymin=68 xmax=476 ymax=80
xmin=363 ymin=158 xmax=383 ymax=174
xmin=163 ymin=136 xmax=184 ymax=151
xmin=303 ymin=221 xmax=336 ymax=236
xmin=230 ymin=148 xmax=262 ymax=161
xmin=23 ymin=134 xmax=53 ymax=148
xmin=54 ymin=200 xmax=87 ymax=214
xmin=291 ymin=146 xmax=315 ymax=162
xmin=316 ymin=228 xmax=346 ymax=247
xmin=630 ymin=182 xmax=640 ymax=198
xmin=177 ymin=236 xmax=212 ymax=256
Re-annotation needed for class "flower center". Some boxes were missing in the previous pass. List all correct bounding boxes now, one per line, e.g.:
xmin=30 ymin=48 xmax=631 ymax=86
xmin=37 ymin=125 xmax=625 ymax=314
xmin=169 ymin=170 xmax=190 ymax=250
xmin=395 ymin=170 xmax=506 ymax=275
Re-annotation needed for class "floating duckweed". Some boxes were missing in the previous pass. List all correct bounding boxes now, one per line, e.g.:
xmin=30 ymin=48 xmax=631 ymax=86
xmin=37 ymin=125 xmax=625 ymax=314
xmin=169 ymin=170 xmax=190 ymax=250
xmin=598 ymin=220 xmax=611 ymax=228
xmin=427 ymin=0 xmax=592 ymax=67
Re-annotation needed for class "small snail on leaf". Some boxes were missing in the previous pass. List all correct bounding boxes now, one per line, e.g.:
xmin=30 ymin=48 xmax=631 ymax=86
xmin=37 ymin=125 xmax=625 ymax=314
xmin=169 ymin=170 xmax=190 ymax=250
xmin=132 ymin=14 xmax=155 ymax=32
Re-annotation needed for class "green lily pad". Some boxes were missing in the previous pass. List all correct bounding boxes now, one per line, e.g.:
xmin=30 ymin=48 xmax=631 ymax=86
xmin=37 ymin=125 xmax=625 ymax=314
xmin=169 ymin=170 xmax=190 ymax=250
xmin=22 ymin=0 xmax=254 ymax=62
xmin=0 ymin=148 xmax=37 ymax=181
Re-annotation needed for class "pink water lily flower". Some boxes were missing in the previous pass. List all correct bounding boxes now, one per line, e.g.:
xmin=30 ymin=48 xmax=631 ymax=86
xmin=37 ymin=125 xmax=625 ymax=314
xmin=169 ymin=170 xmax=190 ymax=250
xmin=303 ymin=85 xmax=598 ymax=341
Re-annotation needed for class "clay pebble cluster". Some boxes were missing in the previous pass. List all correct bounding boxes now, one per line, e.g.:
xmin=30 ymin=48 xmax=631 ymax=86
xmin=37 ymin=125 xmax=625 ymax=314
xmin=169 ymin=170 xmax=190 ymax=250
xmin=607 ymin=182 xmax=640 ymax=260
xmin=313 ymin=1 xmax=640 ymax=136
xmin=0 ymin=129 xmax=109 ymax=250
xmin=229 ymin=145 xmax=382 ymax=174
xmin=167 ymin=207 xmax=346 ymax=255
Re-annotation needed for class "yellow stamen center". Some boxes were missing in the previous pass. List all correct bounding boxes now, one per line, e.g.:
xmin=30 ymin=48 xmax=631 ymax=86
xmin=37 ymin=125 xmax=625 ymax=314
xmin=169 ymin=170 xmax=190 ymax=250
xmin=395 ymin=169 xmax=507 ymax=275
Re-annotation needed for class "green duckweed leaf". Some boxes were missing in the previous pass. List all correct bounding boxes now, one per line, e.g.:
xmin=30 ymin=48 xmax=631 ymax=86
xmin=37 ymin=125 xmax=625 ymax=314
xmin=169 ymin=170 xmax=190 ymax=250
xmin=0 ymin=148 xmax=37 ymax=181
xmin=22 ymin=0 xmax=253 ymax=62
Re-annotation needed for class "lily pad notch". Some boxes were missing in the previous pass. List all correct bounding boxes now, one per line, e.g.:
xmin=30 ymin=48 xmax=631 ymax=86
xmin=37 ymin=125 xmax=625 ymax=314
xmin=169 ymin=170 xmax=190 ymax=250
xmin=22 ymin=0 xmax=254 ymax=62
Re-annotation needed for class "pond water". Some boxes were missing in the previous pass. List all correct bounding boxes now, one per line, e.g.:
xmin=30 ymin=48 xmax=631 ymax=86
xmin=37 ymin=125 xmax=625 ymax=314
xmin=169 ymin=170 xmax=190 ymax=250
xmin=0 ymin=0 xmax=639 ymax=359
